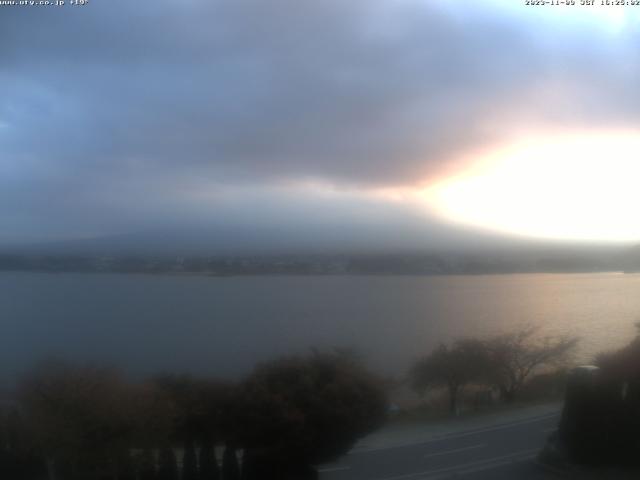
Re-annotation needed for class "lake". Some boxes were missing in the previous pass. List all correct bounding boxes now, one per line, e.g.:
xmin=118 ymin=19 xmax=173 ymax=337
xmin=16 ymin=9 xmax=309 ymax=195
xmin=1 ymin=272 xmax=638 ymax=384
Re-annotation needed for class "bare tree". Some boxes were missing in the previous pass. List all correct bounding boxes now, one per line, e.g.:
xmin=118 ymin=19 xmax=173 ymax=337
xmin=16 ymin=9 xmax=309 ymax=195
xmin=410 ymin=339 xmax=489 ymax=415
xmin=485 ymin=326 xmax=578 ymax=403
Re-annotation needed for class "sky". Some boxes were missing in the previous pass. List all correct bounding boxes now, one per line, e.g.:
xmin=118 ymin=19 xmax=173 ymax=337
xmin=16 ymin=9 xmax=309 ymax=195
xmin=3 ymin=0 xmax=640 ymax=251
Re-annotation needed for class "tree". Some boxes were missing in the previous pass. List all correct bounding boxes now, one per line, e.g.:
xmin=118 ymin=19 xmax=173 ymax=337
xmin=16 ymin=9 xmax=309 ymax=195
xmin=182 ymin=440 xmax=197 ymax=480
xmin=234 ymin=351 xmax=387 ymax=477
xmin=222 ymin=445 xmax=240 ymax=480
xmin=19 ymin=361 xmax=136 ymax=480
xmin=129 ymin=382 xmax=177 ymax=451
xmin=410 ymin=339 xmax=489 ymax=415
xmin=594 ymin=326 xmax=640 ymax=465
xmin=0 ymin=408 xmax=46 ymax=480
xmin=157 ymin=447 xmax=178 ymax=480
xmin=596 ymin=322 xmax=640 ymax=385
xmin=485 ymin=326 xmax=578 ymax=403
xmin=198 ymin=443 xmax=220 ymax=480
xmin=152 ymin=375 xmax=234 ymax=446
xmin=116 ymin=450 xmax=136 ymax=480
xmin=137 ymin=449 xmax=157 ymax=480
xmin=554 ymin=325 xmax=640 ymax=466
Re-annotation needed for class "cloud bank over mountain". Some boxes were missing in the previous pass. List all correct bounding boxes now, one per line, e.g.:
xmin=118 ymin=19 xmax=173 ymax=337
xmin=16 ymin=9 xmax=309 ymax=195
xmin=2 ymin=0 xmax=639 ymax=248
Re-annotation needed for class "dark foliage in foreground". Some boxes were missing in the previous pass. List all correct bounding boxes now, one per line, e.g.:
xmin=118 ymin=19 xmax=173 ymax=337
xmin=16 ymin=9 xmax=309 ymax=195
xmin=157 ymin=447 xmax=179 ymax=480
xmin=560 ymin=328 xmax=640 ymax=467
xmin=199 ymin=443 xmax=220 ymax=480
xmin=182 ymin=440 xmax=198 ymax=480
xmin=235 ymin=351 xmax=388 ymax=477
xmin=222 ymin=445 xmax=241 ymax=480
xmin=0 ymin=351 xmax=387 ymax=480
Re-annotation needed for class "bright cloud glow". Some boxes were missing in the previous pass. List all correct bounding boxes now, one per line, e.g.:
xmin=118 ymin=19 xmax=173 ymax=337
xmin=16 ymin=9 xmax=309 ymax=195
xmin=480 ymin=0 xmax=640 ymax=34
xmin=425 ymin=131 xmax=640 ymax=242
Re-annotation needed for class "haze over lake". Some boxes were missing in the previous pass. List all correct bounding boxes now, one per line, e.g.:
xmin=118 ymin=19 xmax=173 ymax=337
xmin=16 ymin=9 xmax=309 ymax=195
xmin=2 ymin=271 xmax=637 ymax=385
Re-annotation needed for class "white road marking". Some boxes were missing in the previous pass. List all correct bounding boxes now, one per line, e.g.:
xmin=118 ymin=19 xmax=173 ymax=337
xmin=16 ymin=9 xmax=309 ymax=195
xmin=422 ymin=443 xmax=485 ymax=459
xmin=352 ymin=412 xmax=560 ymax=454
xmin=375 ymin=449 xmax=539 ymax=480
xmin=318 ymin=466 xmax=351 ymax=473
xmin=452 ymin=451 xmax=538 ymax=478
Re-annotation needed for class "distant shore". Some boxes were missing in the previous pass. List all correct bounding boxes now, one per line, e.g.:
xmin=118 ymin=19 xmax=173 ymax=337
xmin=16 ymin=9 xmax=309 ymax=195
xmin=0 ymin=252 xmax=632 ymax=277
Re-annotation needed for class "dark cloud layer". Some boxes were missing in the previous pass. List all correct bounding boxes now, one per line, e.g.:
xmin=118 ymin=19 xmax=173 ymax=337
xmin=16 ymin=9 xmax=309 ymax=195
xmin=1 ymin=0 xmax=638 ymax=245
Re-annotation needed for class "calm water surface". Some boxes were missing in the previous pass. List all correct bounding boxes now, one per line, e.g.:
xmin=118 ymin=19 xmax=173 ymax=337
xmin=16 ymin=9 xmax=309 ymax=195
xmin=1 ymin=272 xmax=638 ymax=383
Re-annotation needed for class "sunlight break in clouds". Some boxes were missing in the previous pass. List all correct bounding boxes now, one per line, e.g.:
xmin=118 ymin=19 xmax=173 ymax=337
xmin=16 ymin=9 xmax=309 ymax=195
xmin=482 ymin=0 xmax=640 ymax=33
xmin=425 ymin=131 xmax=640 ymax=243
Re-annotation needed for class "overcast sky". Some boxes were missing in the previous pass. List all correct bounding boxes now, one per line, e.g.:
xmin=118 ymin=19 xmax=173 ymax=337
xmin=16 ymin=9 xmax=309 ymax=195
xmin=2 ymin=0 xmax=640 ymax=251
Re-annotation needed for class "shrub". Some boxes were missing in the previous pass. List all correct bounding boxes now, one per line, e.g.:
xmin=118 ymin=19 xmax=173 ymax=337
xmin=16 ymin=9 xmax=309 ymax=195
xmin=235 ymin=351 xmax=387 ymax=471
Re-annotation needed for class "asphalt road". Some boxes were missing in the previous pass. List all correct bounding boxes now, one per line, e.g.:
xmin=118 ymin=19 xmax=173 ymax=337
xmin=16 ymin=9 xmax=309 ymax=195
xmin=319 ymin=411 xmax=561 ymax=480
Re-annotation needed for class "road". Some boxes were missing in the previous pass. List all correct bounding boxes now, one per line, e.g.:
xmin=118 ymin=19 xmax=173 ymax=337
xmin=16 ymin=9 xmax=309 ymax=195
xmin=319 ymin=409 xmax=560 ymax=480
